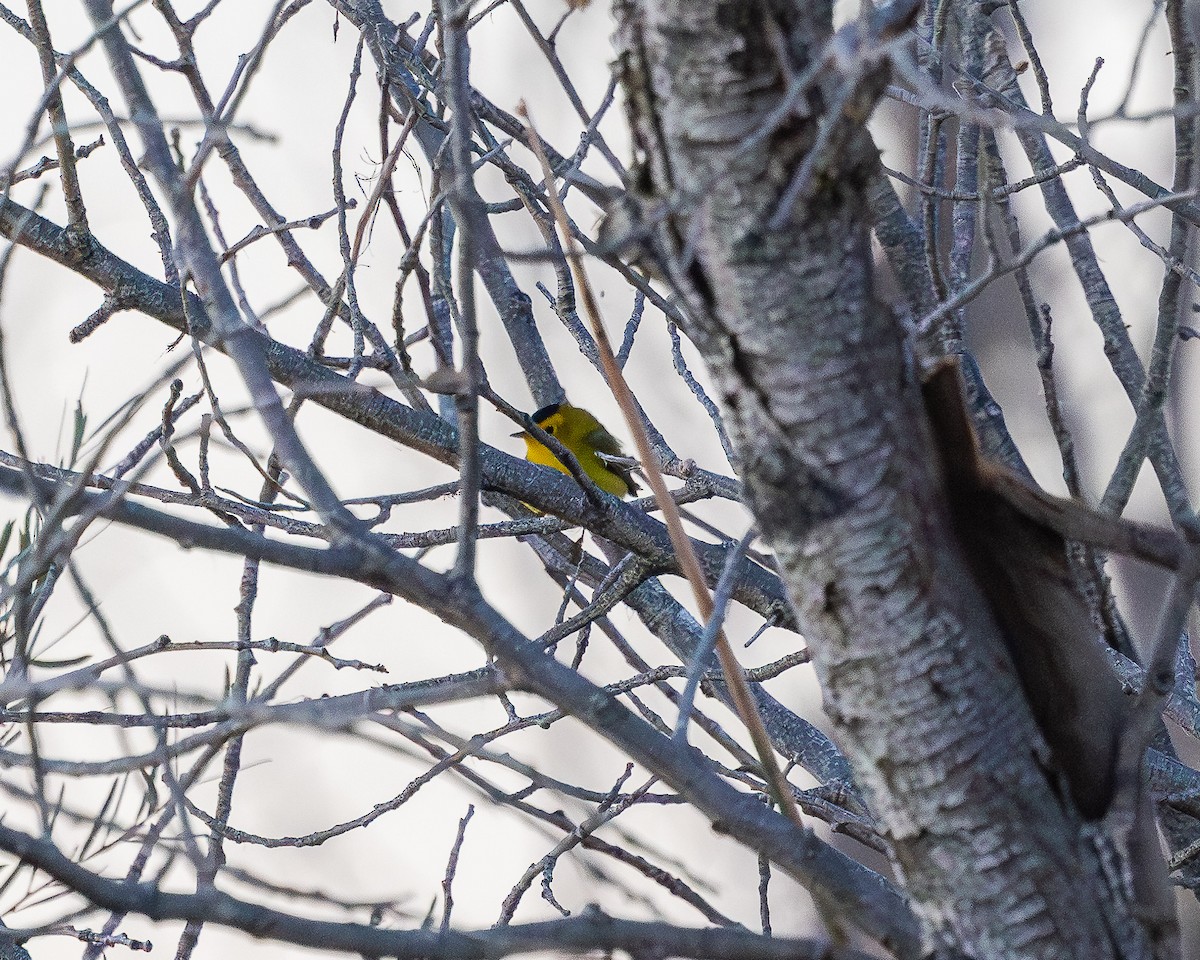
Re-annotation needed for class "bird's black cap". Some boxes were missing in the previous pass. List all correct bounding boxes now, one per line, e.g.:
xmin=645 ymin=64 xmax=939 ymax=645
xmin=531 ymin=402 xmax=562 ymax=424
xmin=511 ymin=402 xmax=564 ymax=437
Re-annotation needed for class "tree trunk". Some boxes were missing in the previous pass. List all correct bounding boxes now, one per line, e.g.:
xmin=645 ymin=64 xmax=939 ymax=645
xmin=612 ymin=2 xmax=1176 ymax=957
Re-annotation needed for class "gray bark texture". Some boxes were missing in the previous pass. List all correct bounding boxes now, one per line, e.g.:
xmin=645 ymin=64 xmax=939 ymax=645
xmin=611 ymin=1 xmax=1177 ymax=957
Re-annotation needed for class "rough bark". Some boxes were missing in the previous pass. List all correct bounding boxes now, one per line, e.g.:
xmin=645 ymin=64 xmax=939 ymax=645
xmin=612 ymin=1 xmax=1174 ymax=957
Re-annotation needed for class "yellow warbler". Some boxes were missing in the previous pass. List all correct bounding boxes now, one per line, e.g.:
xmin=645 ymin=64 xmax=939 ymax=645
xmin=514 ymin=402 xmax=639 ymax=498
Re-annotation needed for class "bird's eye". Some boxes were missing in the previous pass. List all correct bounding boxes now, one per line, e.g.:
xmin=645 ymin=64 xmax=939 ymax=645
xmin=545 ymin=425 xmax=555 ymax=434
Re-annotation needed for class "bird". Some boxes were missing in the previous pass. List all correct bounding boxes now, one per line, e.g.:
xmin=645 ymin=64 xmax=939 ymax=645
xmin=514 ymin=402 xmax=639 ymax=498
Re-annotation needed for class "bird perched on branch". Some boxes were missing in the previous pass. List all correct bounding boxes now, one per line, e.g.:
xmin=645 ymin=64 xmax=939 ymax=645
xmin=514 ymin=402 xmax=639 ymax=498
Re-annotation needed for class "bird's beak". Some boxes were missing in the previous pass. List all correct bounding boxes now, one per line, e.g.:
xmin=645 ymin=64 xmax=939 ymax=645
xmin=510 ymin=430 xmax=527 ymax=438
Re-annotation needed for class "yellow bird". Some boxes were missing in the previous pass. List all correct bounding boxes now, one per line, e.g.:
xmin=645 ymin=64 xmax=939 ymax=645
xmin=515 ymin=402 xmax=639 ymax=498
